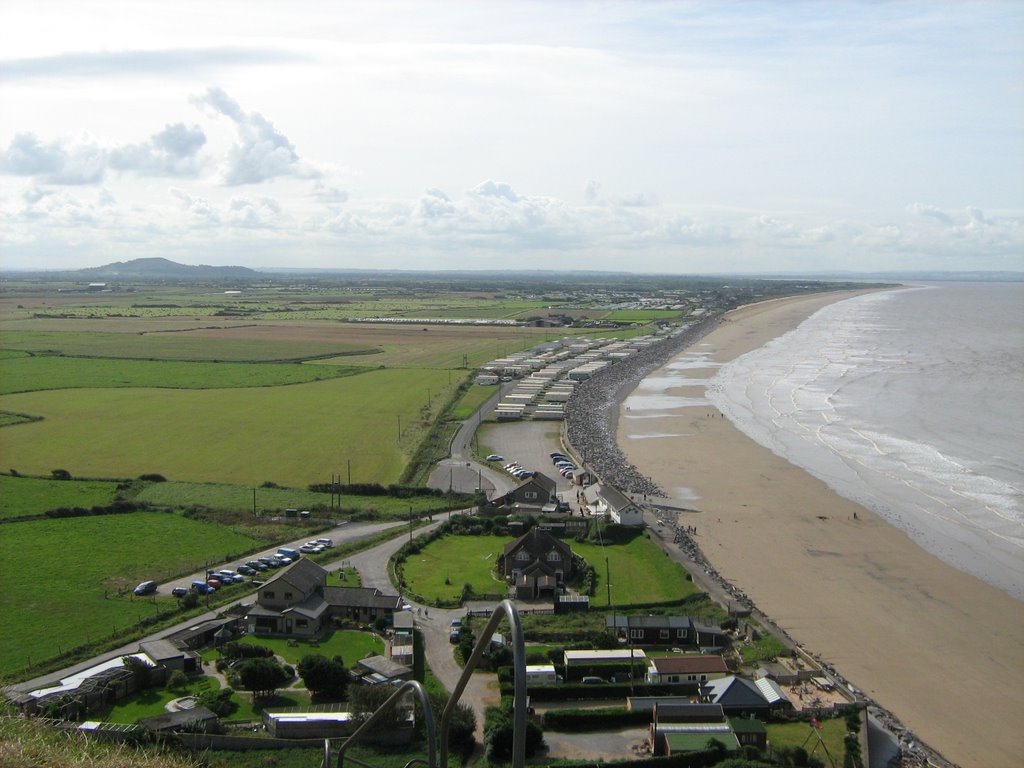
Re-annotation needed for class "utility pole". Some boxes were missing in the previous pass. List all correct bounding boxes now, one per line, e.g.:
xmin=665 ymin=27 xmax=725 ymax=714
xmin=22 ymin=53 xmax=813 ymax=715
xmin=252 ymin=488 xmax=257 ymax=517
xmin=397 ymin=414 xmax=401 ymax=442
xmin=606 ymin=556 xmax=612 ymax=610
xmin=347 ymin=459 xmax=351 ymax=486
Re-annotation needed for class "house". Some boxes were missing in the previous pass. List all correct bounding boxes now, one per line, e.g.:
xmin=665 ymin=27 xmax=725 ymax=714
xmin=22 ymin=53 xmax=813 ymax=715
xmin=501 ymin=473 xmax=557 ymax=508
xmin=563 ymin=649 xmax=648 ymax=681
xmin=729 ymin=716 xmax=768 ymax=751
xmin=700 ymin=675 xmax=792 ymax=717
xmin=646 ymin=655 xmax=729 ymax=686
xmin=138 ymin=640 xmax=199 ymax=674
xmin=245 ymin=559 xmax=401 ymax=637
xmin=500 ymin=527 xmax=575 ymax=599
xmin=583 ymin=484 xmax=644 ymax=525
xmin=606 ymin=615 xmax=728 ymax=649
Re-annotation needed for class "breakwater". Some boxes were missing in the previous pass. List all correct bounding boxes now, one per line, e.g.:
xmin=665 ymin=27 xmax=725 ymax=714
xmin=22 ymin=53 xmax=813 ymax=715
xmin=564 ymin=313 xmax=721 ymax=495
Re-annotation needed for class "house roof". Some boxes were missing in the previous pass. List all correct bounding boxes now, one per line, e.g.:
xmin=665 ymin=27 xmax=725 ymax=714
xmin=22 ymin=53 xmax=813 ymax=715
xmin=139 ymin=639 xmax=185 ymax=663
xmin=702 ymin=676 xmax=772 ymax=708
xmin=262 ymin=558 xmax=327 ymax=595
xmin=754 ymin=677 xmax=789 ymax=705
xmin=356 ymin=655 xmax=412 ymax=679
xmin=664 ymin=731 xmax=739 ymax=754
xmin=520 ymin=472 xmax=556 ymax=496
xmin=137 ymin=706 xmax=217 ymax=732
xmin=283 ymin=593 xmax=330 ymax=620
xmin=654 ymin=703 xmax=726 ymax=723
xmin=323 ymin=586 xmax=402 ymax=610
xmin=728 ymin=717 xmax=767 ymax=735
xmin=606 ymin=615 xmax=692 ymax=630
xmin=651 ymin=655 xmax=728 ymax=675
xmin=502 ymin=526 xmax=572 ymax=560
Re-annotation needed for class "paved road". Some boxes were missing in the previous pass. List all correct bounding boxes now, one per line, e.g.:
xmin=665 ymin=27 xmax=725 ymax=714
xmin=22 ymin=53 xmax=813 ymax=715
xmin=346 ymin=517 xmax=499 ymax=741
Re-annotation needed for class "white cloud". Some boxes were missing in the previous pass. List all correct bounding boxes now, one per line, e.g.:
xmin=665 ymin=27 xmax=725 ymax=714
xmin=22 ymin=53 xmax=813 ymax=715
xmin=0 ymin=133 xmax=105 ymax=185
xmin=192 ymin=87 xmax=321 ymax=185
xmin=109 ymin=123 xmax=206 ymax=177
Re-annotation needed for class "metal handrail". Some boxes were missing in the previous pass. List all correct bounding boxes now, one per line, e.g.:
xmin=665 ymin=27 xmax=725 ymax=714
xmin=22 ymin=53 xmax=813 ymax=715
xmin=439 ymin=599 xmax=526 ymax=768
xmin=332 ymin=679 xmax=437 ymax=768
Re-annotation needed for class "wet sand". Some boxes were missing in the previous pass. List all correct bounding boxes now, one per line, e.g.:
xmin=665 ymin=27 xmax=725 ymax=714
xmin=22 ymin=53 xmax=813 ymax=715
xmin=618 ymin=292 xmax=1024 ymax=767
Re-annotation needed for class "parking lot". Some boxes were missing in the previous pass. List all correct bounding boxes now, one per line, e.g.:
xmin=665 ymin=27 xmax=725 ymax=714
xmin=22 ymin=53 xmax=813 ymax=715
xmin=481 ymin=421 xmax=578 ymax=497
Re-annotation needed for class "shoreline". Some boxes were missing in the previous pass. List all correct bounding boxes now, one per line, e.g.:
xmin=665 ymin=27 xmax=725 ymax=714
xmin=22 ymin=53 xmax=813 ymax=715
xmin=616 ymin=291 xmax=1024 ymax=768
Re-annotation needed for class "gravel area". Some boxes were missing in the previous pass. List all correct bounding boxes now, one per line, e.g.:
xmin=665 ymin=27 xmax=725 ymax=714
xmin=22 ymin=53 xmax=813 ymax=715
xmin=564 ymin=314 xmax=721 ymax=495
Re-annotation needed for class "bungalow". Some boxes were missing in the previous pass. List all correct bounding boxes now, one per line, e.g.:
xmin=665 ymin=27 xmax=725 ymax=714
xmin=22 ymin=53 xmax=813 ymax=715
xmin=606 ymin=615 xmax=728 ymax=649
xmin=583 ymin=483 xmax=644 ymax=525
xmin=646 ymin=655 xmax=729 ymax=686
xmin=138 ymin=706 xmax=219 ymax=734
xmin=357 ymin=655 xmax=413 ymax=685
xmin=500 ymin=527 xmax=575 ymax=600
xmin=700 ymin=675 xmax=792 ymax=718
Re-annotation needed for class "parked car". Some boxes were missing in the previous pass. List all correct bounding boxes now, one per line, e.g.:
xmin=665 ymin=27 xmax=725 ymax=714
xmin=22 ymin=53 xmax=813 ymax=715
xmin=206 ymin=578 xmax=222 ymax=589
xmin=248 ymin=560 xmax=268 ymax=571
xmin=581 ymin=676 xmax=607 ymax=685
xmin=171 ymin=586 xmax=188 ymax=598
xmin=133 ymin=580 xmax=157 ymax=596
xmin=236 ymin=565 xmax=256 ymax=576
xmin=191 ymin=580 xmax=214 ymax=594
xmin=300 ymin=544 xmax=318 ymax=553
xmin=449 ymin=627 xmax=461 ymax=643
xmin=486 ymin=454 xmax=503 ymax=461
xmin=550 ymin=452 xmax=567 ymax=460
xmin=315 ymin=538 xmax=334 ymax=547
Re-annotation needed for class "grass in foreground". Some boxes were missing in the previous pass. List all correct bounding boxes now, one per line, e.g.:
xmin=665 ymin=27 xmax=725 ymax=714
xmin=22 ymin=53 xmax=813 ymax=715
xmin=230 ymin=629 xmax=385 ymax=666
xmin=766 ymin=717 xmax=848 ymax=763
xmin=0 ymin=513 xmax=260 ymax=679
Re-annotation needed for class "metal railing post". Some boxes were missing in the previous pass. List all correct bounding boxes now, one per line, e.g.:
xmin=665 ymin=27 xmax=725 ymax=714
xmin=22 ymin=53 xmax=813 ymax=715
xmin=439 ymin=599 xmax=526 ymax=768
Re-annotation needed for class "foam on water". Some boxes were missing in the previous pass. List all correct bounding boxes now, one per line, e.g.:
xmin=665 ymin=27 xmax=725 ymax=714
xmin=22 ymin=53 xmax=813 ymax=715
xmin=706 ymin=284 xmax=1024 ymax=600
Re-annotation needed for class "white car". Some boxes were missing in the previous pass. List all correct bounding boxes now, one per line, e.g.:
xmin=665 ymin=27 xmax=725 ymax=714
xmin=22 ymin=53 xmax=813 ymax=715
xmin=486 ymin=454 xmax=503 ymax=461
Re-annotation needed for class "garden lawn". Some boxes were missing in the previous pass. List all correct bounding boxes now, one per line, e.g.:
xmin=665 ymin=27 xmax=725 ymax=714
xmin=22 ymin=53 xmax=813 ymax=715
xmin=400 ymin=534 xmax=509 ymax=603
xmin=572 ymin=534 xmax=698 ymax=607
xmin=0 ymin=512 xmax=261 ymax=679
xmin=765 ymin=718 xmax=847 ymax=762
xmin=0 ymin=369 xmax=455 ymax=486
xmin=0 ymin=474 xmax=121 ymax=519
xmin=449 ymin=382 xmax=499 ymax=421
xmin=0 ymin=355 xmax=365 ymax=394
xmin=237 ymin=629 xmax=385 ymax=666
xmin=104 ymin=674 xmax=221 ymax=724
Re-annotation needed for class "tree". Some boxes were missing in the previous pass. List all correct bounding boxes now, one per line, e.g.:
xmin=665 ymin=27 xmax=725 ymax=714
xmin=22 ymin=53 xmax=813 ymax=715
xmin=237 ymin=657 xmax=290 ymax=700
xmin=121 ymin=655 xmax=152 ymax=687
xmin=483 ymin=704 xmax=543 ymax=762
xmin=166 ymin=670 xmax=189 ymax=691
xmin=297 ymin=654 xmax=350 ymax=700
xmin=51 ymin=469 xmax=72 ymax=481
xmin=425 ymin=690 xmax=475 ymax=753
xmin=349 ymin=683 xmax=412 ymax=730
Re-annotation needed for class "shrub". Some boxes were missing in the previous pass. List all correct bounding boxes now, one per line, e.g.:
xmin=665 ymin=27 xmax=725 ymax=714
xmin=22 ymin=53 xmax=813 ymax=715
xmin=51 ymin=469 xmax=72 ymax=481
xmin=198 ymin=686 xmax=235 ymax=717
xmin=138 ymin=473 xmax=167 ymax=482
xmin=166 ymin=670 xmax=188 ymax=691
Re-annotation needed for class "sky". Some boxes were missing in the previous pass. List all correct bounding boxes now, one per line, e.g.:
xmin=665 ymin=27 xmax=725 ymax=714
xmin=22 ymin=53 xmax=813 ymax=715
xmin=0 ymin=0 xmax=1021 ymax=274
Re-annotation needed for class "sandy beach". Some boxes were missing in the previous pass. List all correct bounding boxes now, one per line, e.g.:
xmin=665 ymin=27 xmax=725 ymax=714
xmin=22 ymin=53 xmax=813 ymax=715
xmin=618 ymin=292 xmax=1024 ymax=768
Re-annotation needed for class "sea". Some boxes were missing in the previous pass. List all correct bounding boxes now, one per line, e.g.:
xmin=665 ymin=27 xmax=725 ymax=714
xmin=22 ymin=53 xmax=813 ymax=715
xmin=704 ymin=282 xmax=1024 ymax=601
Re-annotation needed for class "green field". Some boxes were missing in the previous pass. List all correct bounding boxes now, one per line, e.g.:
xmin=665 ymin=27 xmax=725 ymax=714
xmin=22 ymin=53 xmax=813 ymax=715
xmin=133 ymin=480 xmax=469 ymax=518
xmin=0 ymin=474 xmax=121 ymax=518
xmin=765 ymin=718 xmax=847 ymax=762
xmin=0 ymin=512 xmax=262 ymax=678
xmin=563 ymin=534 xmax=698 ymax=607
xmin=0 ymin=329 xmax=375 ymax=362
xmin=237 ymin=629 xmax=385 ymax=666
xmin=0 ymin=355 xmax=366 ymax=394
xmin=449 ymin=383 xmax=499 ymax=421
xmin=0 ymin=369 xmax=455 ymax=486
xmin=400 ymin=534 xmax=509 ymax=602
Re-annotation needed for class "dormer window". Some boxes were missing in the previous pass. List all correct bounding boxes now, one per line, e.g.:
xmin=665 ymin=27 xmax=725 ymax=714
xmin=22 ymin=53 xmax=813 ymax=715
xmin=516 ymin=551 xmax=530 ymax=561
xmin=546 ymin=550 xmax=561 ymax=562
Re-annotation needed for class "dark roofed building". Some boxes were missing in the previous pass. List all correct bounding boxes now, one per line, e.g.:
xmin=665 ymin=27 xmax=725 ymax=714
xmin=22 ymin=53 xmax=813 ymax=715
xmin=137 ymin=705 xmax=219 ymax=733
xmin=500 ymin=527 xmax=575 ymax=599
xmin=499 ymin=473 xmax=557 ymax=509
xmin=246 ymin=561 xmax=401 ymax=637
xmin=606 ymin=614 xmax=727 ymax=649
xmin=700 ymin=675 xmax=792 ymax=717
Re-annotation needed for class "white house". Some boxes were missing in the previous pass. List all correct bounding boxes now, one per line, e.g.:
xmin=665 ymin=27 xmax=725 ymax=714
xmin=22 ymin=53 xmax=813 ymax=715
xmin=583 ymin=483 xmax=645 ymax=526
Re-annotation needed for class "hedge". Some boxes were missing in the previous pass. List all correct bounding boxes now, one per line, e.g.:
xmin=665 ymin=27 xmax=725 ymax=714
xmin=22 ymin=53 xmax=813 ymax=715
xmin=543 ymin=707 xmax=650 ymax=732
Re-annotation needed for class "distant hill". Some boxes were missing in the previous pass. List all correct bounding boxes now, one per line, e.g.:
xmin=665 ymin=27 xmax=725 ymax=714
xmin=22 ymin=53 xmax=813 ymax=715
xmin=70 ymin=257 xmax=260 ymax=281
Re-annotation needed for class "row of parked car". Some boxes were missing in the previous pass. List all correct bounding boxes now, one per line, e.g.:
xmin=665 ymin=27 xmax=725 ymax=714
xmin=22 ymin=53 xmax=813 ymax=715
xmin=550 ymin=451 xmax=577 ymax=478
xmin=135 ymin=538 xmax=335 ymax=598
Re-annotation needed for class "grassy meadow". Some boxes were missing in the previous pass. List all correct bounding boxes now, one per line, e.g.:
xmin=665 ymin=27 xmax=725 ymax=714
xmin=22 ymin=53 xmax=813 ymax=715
xmin=0 ymin=474 xmax=122 ymax=518
xmin=573 ymin=533 xmax=698 ymax=606
xmin=400 ymin=534 xmax=509 ymax=602
xmin=0 ymin=512 xmax=262 ymax=678
xmin=0 ymin=369 xmax=456 ymax=486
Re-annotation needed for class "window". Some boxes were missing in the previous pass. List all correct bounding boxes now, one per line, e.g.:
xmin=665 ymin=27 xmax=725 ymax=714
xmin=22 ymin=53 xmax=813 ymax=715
xmin=296 ymin=619 xmax=308 ymax=627
xmin=668 ymin=675 xmax=679 ymax=683
xmin=264 ymin=591 xmax=275 ymax=598
xmin=525 ymin=491 xmax=537 ymax=500
xmin=546 ymin=550 xmax=561 ymax=562
xmin=284 ymin=592 xmax=293 ymax=600
xmin=659 ymin=629 xmax=670 ymax=639
xmin=677 ymin=628 xmax=687 ymax=639
xmin=629 ymin=628 xmax=643 ymax=640
xmin=516 ymin=551 xmax=530 ymax=561
xmin=687 ymin=674 xmax=697 ymax=681
xmin=700 ymin=674 xmax=707 ymax=681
